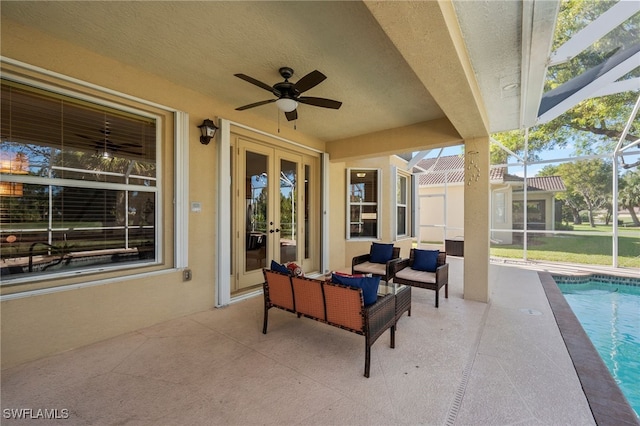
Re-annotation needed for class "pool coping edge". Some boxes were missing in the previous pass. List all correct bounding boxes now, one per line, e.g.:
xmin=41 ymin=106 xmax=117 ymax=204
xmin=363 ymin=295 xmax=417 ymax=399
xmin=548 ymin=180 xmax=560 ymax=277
xmin=539 ymin=271 xmax=639 ymax=426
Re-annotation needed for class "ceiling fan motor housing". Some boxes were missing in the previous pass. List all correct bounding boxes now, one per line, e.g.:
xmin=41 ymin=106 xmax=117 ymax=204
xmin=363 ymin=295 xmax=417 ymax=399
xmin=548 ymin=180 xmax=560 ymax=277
xmin=273 ymin=81 xmax=298 ymax=98
xmin=279 ymin=67 xmax=294 ymax=80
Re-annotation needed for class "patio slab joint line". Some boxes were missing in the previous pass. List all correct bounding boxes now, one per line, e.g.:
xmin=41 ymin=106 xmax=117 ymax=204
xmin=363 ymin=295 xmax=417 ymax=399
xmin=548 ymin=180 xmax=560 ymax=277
xmin=444 ymin=300 xmax=491 ymax=426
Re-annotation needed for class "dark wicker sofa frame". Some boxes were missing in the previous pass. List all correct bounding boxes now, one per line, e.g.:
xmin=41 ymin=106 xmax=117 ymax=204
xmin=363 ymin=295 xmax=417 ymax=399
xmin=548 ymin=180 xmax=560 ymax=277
xmin=392 ymin=250 xmax=449 ymax=307
xmin=262 ymin=269 xmax=396 ymax=378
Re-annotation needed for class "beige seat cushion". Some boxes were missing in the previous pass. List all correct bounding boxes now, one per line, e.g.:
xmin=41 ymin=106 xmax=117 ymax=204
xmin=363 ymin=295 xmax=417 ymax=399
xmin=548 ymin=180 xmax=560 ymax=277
xmin=353 ymin=261 xmax=386 ymax=276
xmin=395 ymin=268 xmax=436 ymax=284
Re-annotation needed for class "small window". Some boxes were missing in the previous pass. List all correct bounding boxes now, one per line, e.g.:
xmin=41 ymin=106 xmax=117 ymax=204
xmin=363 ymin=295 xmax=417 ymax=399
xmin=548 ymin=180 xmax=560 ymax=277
xmin=347 ymin=169 xmax=379 ymax=239
xmin=396 ymin=173 xmax=409 ymax=237
xmin=1 ymin=80 xmax=159 ymax=283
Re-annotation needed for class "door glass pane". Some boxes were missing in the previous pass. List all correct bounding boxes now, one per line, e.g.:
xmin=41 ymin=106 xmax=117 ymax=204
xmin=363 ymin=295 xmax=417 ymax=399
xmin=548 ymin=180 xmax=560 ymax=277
xmin=280 ymin=159 xmax=297 ymax=263
xmin=229 ymin=146 xmax=234 ymax=274
xmin=245 ymin=151 xmax=267 ymax=271
xmin=304 ymin=164 xmax=310 ymax=259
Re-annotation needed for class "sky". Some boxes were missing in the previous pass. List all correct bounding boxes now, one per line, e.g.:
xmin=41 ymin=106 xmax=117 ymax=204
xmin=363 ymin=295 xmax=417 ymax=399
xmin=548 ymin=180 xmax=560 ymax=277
xmin=421 ymin=144 xmax=639 ymax=177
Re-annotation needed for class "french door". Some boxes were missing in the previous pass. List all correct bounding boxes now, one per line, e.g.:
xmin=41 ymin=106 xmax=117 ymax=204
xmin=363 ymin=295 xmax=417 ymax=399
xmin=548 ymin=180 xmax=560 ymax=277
xmin=233 ymin=137 xmax=318 ymax=293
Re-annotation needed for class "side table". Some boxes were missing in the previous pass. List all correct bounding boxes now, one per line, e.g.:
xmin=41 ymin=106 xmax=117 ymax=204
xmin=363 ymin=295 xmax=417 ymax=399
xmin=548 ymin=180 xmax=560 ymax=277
xmin=378 ymin=282 xmax=411 ymax=323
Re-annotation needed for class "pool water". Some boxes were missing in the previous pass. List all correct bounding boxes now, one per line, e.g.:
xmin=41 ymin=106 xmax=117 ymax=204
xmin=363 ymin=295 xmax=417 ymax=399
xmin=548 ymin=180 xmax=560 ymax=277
xmin=556 ymin=279 xmax=640 ymax=418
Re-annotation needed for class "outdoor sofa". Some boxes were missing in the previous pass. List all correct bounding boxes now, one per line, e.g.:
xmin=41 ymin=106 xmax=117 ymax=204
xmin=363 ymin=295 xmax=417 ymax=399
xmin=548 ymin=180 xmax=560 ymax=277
xmin=262 ymin=268 xmax=396 ymax=377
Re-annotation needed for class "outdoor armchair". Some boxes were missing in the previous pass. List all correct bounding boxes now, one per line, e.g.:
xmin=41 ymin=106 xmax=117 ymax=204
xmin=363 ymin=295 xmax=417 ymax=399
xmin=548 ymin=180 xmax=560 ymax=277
xmin=351 ymin=242 xmax=401 ymax=283
xmin=392 ymin=249 xmax=449 ymax=307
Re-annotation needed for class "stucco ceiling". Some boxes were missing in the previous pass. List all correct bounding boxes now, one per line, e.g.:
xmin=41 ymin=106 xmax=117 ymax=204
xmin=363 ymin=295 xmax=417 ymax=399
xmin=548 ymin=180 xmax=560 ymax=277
xmin=0 ymin=1 xmax=558 ymax=143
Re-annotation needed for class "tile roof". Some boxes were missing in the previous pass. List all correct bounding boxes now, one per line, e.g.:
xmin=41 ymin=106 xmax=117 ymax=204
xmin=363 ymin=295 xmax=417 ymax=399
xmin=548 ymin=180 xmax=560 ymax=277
xmin=417 ymin=155 xmax=565 ymax=192
xmin=505 ymin=174 xmax=566 ymax=192
xmin=417 ymin=155 xmax=504 ymax=185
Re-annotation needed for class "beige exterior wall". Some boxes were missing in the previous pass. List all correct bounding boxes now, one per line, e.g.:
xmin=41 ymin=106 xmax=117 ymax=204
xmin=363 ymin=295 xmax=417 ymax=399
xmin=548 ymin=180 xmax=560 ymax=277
xmin=491 ymin=186 xmax=514 ymax=244
xmin=420 ymin=180 xmax=560 ymax=248
xmin=327 ymin=161 xmax=347 ymax=273
xmin=328 ymin=156 xmax=413 ymax=273
xmin=418 ymin=184 xmax=465 ymax=244
xmin=0 ymin=19 xmax=326 ymax=369
xmin=0 ymin=17 xmax=491 ymax=368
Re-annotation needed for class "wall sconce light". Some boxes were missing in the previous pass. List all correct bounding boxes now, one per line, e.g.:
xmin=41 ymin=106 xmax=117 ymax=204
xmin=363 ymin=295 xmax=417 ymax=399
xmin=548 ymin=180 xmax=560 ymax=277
xmin=198 ymin=119 xmax=219 ymax=145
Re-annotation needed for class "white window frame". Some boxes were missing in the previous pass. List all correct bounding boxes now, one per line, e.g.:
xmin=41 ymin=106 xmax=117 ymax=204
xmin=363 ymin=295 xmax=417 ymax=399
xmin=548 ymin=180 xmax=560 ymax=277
xmin=346 ymin=168 xmax=381 ymax=240
xmin=394 ymin=168 xmax=411 ymax=239
xmin=0 ymin=59 xmax=186 ymax=291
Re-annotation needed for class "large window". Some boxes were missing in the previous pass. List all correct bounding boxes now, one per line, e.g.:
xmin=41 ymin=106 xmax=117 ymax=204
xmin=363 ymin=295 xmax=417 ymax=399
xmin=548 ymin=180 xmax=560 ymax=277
xmin=347 ymin=169 xmax=379 ymax=239
xmin=513 ymin=200 xmax=546 ymax=230
xmin=0 ymin=80 xmax=159 ymax=283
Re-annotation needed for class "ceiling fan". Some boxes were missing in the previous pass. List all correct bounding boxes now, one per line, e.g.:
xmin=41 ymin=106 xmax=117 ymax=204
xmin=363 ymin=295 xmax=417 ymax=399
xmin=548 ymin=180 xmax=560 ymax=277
xmin=234 ymin=67 xmax=342 ymax=121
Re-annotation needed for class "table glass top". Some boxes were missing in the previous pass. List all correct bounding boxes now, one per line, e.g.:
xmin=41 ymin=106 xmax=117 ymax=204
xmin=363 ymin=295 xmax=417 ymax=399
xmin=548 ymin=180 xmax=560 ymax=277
xmin=378 ymin=282 xmax=405 ymax=296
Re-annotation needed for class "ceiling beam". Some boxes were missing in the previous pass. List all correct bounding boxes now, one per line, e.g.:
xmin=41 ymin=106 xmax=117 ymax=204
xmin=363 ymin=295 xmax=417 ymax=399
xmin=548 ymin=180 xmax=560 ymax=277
xmin=326 ymin=117 xmax=461 ymax=162
xmin=521 ymin=0 xmax=561 ymax=128
xmin=364 ymin=0 xmax=489 ymax=139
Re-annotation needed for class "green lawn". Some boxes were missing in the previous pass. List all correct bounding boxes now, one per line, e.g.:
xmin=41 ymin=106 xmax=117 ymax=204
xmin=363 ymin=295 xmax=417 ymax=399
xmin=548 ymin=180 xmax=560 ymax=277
xmin=491 ymin=229 xmax=640 ymax=268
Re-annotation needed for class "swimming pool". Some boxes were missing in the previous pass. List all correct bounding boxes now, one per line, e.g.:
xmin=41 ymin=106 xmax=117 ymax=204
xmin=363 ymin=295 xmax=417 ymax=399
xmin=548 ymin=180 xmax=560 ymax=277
xmin=555 ymin=275 xmax=640 ymax=418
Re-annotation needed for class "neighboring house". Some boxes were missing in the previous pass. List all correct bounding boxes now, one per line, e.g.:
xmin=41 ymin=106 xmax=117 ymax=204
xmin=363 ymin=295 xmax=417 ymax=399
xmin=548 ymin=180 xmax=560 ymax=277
xmin=417 ymin=155 xmax=566 ymax=245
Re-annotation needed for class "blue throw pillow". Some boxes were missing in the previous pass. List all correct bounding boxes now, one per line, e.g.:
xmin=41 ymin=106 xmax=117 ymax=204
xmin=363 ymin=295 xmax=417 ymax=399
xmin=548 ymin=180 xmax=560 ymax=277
xmin=270 ymin=260 xmax=291 ymax=275
xmin=370 ymin=243 xmax=394 ymax=264
xmin=413 ymin=249 xmax=439 ymax=272
xmin=332 ymin=274 xmax=381 ymax=306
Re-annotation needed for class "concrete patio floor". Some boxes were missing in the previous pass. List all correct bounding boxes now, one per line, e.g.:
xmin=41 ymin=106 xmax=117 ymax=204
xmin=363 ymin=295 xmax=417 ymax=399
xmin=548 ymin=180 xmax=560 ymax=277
xmin=1 ymin=258 xmax=604 ymax=425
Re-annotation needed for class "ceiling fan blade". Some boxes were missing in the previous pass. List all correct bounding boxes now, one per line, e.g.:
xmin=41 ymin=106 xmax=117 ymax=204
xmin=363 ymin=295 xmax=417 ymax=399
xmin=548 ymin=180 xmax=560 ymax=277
xmin=294 ymin=70 xmax=326 ymax=94
xmin=298 ymin=96 xmax=342 ymax=109
xmin=234 ymin=74 xmax=275 ymax=93
xmin=235 ymin=99 xmax=276 ymax=111
xmin=285 ymin=109 xmax=298 ymax=122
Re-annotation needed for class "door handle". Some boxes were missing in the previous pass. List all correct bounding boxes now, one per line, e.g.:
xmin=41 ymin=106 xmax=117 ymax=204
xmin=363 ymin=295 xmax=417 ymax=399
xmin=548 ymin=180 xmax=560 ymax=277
xmin=275 ymin=228 xmax=280 ymax=233
xmin=269 ymin=229 xmax=275 ymax=233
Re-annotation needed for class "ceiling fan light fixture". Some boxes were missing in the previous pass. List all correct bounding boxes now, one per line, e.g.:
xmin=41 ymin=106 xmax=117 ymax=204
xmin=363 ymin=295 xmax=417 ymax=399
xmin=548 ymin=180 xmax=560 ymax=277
xmin=275 ymin=98 xmax=298 ymax=113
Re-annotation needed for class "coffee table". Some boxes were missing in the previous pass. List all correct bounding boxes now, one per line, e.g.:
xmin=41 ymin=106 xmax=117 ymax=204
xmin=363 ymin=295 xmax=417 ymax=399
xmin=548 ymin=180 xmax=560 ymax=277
xmin=378 ymin=282 xmax=411 ymax=323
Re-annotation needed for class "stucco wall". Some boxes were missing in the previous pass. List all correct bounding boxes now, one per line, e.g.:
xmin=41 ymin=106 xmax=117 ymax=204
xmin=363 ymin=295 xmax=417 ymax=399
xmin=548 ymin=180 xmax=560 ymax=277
xmin=0 ymin=19 xmax=325 ymax=369
xmin=334 ymin=157 xmax=413 ymax=271
xmin=418 ymin=184 xmax=465 ymax=243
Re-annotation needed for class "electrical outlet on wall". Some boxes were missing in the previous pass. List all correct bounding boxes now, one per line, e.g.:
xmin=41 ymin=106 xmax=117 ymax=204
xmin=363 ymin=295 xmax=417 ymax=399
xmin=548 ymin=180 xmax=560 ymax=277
xmin=183 ymin=269 xmax=192 ymax=281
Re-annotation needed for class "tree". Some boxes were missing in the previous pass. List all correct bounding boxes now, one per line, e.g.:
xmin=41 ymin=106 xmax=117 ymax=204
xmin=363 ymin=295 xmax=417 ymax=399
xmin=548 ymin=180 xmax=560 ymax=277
xmin=543 ymin=160 xmax=613 ymax=227
xmin=539 ymin=164 xmax=585 ymax=224
xmin=619 ymin=170 xmax=640 ymax=226
xmin=492 ymin=0 xmax=639 ymax=165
